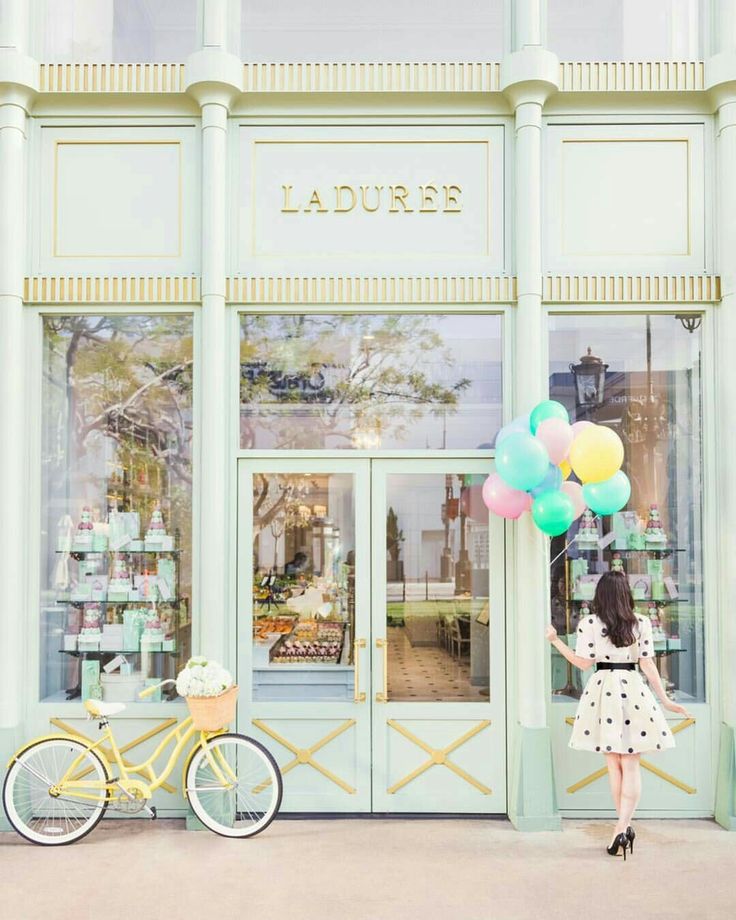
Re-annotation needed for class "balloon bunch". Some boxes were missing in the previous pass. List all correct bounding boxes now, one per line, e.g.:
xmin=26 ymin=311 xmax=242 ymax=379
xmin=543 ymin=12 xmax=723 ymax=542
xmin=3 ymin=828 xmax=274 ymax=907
xmin=482 ymin=400 xmax=631 ymax=536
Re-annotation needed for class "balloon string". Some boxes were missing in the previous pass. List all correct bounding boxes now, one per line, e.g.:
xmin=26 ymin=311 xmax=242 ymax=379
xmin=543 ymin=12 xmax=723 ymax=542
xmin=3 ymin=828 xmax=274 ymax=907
xmin=548 ymin=514 xmax=600 ymax=568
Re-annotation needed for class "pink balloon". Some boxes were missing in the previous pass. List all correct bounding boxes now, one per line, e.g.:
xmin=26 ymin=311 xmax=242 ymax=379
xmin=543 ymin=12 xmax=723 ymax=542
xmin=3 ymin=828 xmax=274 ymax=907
xmin=561 ymin=481 xmax=586 ymax=520
xmin=535 ymin=417 xmax=573 ymax=465
xmin=482 ymin=473 xmax=532 ymax=520
xmin=571 ymin=420 xmax=595 ymax=438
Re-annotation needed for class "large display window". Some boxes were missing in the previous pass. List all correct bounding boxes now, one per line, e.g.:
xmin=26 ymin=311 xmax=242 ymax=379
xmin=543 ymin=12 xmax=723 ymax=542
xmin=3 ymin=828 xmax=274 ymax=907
xmin=239 ymin=313 xmax=503 ymax=450
xmin=39 ymin=314 xmax=193 ymax=703
xmin=548 ymin=314 xmax=705 ymax=704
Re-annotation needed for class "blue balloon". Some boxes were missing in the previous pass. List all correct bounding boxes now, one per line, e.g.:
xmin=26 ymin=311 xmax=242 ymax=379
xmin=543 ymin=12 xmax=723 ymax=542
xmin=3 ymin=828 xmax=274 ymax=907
xmin=582 ymin=471 xmax=631 ymax=516
xmin=530 ymin=463 xmax=564 ymax=499
xmin=495 ymin=432 xmax=550 ymax=492
xmin=494 ymin=413 xmax=531 ymax=448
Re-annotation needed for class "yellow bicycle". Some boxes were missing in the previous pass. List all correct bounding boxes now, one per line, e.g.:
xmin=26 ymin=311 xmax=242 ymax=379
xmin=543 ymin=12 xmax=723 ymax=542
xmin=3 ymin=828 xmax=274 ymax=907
xmin=2 ymin=680 xmax=282 ymax=846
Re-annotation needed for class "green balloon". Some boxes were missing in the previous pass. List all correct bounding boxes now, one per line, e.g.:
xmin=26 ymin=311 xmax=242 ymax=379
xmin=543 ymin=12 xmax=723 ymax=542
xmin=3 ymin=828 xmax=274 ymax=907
xmin=582 ymin=471 xmax=631 ymax=516
xmin=495 ymin=432 xmax=550 ymax=492
xmin=532 ymin=490 xmax=576 ymax=536
xmin=530 ymin=400 xmax=569 ymax=435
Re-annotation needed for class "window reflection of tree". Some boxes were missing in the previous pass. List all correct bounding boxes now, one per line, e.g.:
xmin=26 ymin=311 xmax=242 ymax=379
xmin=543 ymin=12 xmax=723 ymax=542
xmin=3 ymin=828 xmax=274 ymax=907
xmin=240 ymin=315 xmax=471 ymax=449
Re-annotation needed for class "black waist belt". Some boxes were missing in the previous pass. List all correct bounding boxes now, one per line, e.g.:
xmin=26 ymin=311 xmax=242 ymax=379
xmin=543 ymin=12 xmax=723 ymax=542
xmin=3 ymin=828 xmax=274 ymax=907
xmin=596 ymin=662 xmax=636 ymax=671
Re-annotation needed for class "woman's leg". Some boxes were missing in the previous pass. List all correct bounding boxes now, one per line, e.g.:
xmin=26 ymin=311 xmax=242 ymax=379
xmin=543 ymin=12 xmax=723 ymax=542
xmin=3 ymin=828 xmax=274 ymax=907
xmin=615 ymin=753 xmax=642 ymax=836
xmin=605 ymin=753 xmax=623 ymax=844
xmin=605 ymin=752 xmax=623 ymax=813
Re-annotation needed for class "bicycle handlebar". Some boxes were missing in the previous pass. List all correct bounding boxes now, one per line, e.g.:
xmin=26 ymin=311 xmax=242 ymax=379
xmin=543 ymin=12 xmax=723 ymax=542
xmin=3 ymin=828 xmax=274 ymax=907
xmin=139 ymin=678 xmax=177 ymax=699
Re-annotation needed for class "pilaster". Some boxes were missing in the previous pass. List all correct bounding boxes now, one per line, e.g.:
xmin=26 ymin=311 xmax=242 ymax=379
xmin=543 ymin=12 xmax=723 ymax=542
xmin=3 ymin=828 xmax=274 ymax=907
xmin=712 ymin=85 xmax=736 ymax=830
xmin=185 ymin=19 xmax=242 ymax=665
xmin=502 ymin=45 xmax=561 ymax=830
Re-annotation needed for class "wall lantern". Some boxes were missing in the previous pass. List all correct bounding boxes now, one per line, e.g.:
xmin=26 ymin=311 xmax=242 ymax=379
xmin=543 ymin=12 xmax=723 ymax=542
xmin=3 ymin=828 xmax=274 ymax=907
xmin=569 ymin=347 xmax=608 ymax=410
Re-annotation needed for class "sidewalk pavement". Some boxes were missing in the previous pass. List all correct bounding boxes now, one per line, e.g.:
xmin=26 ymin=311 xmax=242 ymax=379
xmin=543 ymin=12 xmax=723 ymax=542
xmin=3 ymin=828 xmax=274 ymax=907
xmin=2 ymin=817 xmax=735 ymax=920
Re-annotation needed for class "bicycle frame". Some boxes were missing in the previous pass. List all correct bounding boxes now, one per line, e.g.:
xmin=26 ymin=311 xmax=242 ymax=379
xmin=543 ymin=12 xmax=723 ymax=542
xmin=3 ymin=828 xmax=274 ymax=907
xmin=54 ymin=716 xmax=236 ymax=802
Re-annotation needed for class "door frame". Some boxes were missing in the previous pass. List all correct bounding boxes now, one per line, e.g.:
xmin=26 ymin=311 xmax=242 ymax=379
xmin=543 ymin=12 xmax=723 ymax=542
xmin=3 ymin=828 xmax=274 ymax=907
xmin=370 ymin=458 xmax=507 ymax=813
xmin=237 ymin=457 xmax=373 ymax=812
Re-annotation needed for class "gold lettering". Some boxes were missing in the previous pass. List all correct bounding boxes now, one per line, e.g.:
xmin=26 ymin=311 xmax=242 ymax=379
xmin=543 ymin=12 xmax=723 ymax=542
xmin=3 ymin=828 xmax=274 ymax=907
xmin=303 ymin=188 xmax=328 ymax=213
xmin=334 ymin=185 xmax=357 ymax=213
xmin=360 ymin=184 xmax=383 ymax=212
xmin=419 ymin=184 xmax=439 ymax=212
xmin=281 ymin=184 xmax=299 ymax=212
xmin=443 ymin=184 xmax=462 ymax=213
xmin=389 ymin=184 xmax=414 ymax=213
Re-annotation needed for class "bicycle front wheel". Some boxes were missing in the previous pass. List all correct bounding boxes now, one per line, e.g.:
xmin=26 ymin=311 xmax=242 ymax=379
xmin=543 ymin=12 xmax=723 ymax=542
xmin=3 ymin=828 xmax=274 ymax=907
xmin=3 ymin=738 xmax=110 ymax=846
xmin=186 ymin=733 xmax=282 ymax=838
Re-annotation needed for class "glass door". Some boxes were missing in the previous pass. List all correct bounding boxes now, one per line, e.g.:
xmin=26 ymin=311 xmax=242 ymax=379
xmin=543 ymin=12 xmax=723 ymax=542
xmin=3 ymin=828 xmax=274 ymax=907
xmin=370 ymin=460 xmax=506 ymax=813
xmin=238 ymin=459 xmax=372 ymax=812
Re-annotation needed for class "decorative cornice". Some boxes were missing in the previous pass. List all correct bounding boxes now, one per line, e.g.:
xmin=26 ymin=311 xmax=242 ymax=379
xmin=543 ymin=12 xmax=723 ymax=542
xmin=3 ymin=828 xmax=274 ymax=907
xmin=242 ymin=62 xmax=502 ymax=94
xmin=38 ymin=63 xmax=187 ymax=93
xmin=558 ymin=60 xmax=704 ymax=93
xmin=544 ymin=275 xmax=720 ymax=303
xmin=22 ymin=274 xmax=720 ymax=306
xmin=33 ymin=60 xmax=708 ymax=96
xmin=226 ymin=276 xmax=515 ymax=304
xmin=24 ymin=276 xmax=200 ymax=304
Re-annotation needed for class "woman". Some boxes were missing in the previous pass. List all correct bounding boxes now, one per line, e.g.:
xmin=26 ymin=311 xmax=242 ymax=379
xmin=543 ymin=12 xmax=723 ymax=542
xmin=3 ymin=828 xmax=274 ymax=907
xmin=545 ymin=570 xmax=689 ymax=859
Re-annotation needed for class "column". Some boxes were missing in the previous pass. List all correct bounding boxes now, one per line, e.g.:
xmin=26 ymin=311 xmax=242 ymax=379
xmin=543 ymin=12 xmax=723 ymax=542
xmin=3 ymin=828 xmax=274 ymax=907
xmin=186 ymin=1 xmax=242 ymax=667
xmin=712 ymin=87 xmax=736 ymax=831
xmin=501 ymin=2 xmax=560 ymax=828
xmin=0 ymin=3 xmax=36 ymax=835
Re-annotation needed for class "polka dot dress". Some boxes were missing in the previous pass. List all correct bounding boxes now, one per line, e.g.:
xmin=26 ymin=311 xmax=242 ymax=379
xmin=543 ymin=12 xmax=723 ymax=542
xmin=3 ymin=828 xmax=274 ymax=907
xmin=569 ymin=614 xmax=675 ymax=755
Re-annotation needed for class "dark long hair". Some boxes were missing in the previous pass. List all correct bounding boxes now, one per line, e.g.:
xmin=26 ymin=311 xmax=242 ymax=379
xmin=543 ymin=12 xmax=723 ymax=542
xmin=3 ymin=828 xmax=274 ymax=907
xmin=593 ymin=571 xmax=639 ymax=648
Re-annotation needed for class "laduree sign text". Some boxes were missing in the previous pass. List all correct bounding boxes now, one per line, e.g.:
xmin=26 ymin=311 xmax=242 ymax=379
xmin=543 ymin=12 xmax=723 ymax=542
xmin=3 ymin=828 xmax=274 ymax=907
xmin=280 ymin=183 xmax=463 ymax=214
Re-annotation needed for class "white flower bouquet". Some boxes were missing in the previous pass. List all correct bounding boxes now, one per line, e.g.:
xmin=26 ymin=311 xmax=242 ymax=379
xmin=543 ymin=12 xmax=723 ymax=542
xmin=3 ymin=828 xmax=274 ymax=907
xmin=176 ymin=657 xmax=238 ymax=731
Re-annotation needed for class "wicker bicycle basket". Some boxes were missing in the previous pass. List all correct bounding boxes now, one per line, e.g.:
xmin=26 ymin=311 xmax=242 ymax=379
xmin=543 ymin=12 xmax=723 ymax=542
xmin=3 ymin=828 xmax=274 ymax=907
xmin=185 ymin=685 xmax=239 ymax=731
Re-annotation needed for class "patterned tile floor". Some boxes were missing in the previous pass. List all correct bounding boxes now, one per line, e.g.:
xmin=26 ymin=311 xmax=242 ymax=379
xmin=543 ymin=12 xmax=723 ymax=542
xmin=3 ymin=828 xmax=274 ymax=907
xmin=387 ymin=626 xmax=488 ymax=701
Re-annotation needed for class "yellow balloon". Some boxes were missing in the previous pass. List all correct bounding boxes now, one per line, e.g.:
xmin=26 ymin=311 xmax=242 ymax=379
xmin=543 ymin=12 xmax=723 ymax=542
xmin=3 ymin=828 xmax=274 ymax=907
xmin=568 ymin=425 xmax=624 ymax=484
xmin=559 ymin=460 xmax=572 ymax=481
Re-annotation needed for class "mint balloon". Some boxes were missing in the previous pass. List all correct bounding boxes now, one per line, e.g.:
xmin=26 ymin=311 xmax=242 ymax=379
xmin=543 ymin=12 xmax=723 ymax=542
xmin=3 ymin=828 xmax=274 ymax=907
xmin=582 ymin=470 xmax=631 ymax=516
xmin=495 ymin=432 xmax=550 ymax=492
xmin=530 ymin=399 xmax=569 ymax=435
xmin=532 ymin=490 xmax=576 ymax=536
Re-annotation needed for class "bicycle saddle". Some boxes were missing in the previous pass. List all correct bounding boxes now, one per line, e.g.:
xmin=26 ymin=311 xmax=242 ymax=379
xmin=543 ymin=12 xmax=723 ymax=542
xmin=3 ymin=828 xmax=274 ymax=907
xmin=84 ymin=699 xmax=126 ymax=717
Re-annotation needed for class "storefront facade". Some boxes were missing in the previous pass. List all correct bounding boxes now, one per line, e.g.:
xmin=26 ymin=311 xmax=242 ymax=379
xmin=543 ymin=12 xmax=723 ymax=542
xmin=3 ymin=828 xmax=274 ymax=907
xmin=1 ymin=0 xmax=734 ymax=830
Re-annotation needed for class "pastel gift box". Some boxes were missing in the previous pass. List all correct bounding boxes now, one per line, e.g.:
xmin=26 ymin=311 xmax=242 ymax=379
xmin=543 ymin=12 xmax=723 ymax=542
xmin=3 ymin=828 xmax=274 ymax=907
xmin=63 ymin=634 xmax=78 ymax=651
xmin=156 ymin=559 xmax=176 ymax=600
xmin=612 ymin=511 xmax=643 ymax=551
xmin=92 ymin=531 xmax=108 ymax=552
xmin=574 ymin=575 xmax=599 ymax=600
xmin=141 ymin=635 xmax=163 ymax=652
xmin=72 ymin=532 xmax=93 ymax=551
xmin=81 ymin=660 xmax=100 ymax=700
xmin=70 ymin=581 xmax=92 ymax=602
xmin=90 ymin=577 xmax=108 ymax=602
xmin=629 ymin=575 xmax=651 ymax=600
xmin=109 ymin=511 xmax=140 ymax=550
xmin=107 ymin=587 xmax=129 ymax=602
xmin=162 ymin=638 xmax=176 ymax=652
xmin=100 ymin=624 xmax=124 ymax=652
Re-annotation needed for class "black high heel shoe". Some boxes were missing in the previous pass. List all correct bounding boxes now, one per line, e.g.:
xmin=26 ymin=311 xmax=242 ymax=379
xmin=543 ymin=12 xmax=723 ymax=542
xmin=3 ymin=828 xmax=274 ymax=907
xmin=607 ymin=832 xmax=630 ymax=860
xmin=626 ymin=825 xmax=635 ymax=853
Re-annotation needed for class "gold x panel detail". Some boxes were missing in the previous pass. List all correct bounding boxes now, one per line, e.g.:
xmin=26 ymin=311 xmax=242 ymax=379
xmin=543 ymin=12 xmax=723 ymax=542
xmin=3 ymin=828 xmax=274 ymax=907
xmin=50 ymin=717 xmax=180 ymax=793
xmin=252 ymin=719 xmax=357 ymax=794
xmin=564 ymin=717 xmax=697 ymax=795
xmin=387 ymin=719 xmax=492 ymax=795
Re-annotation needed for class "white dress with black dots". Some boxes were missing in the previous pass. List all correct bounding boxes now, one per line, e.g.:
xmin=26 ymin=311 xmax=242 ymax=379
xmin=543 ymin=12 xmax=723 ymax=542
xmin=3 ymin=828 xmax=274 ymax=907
xmin=569 ymin=614 xmax=675 ymax=755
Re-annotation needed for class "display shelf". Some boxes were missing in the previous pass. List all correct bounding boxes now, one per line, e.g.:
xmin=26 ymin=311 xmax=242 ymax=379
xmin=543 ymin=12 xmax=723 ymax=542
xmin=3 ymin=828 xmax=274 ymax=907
xmin=573 ymin=546 xmax=684 ymax=556
xmin=57 ymin=549 xmax=180 ymax=556
xmin=59 ymin=649 xmax=178 ymax=657
xmin=59 ymin=598 xmax=176 ymax=606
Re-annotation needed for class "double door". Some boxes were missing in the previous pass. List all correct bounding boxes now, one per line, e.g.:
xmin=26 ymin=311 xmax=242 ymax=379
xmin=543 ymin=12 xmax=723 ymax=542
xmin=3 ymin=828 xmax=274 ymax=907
xmin=238 ymin=458 xmax=506 ymax=813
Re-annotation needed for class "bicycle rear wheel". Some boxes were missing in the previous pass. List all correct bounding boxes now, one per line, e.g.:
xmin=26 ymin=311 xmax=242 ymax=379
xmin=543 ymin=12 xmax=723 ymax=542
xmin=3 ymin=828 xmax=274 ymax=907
xmin=3 ymin=738 xmax=109 ymax=846
xmin=185 ymin=733 xmax=282 ymax=838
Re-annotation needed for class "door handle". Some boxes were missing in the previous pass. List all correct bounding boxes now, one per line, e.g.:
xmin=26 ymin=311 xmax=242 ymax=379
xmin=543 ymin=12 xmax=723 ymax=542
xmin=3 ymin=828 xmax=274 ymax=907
xmin=353 ymin=638 xmax=366 ymax=703
xmin=375 ymin=637 xmax=388 ymax=703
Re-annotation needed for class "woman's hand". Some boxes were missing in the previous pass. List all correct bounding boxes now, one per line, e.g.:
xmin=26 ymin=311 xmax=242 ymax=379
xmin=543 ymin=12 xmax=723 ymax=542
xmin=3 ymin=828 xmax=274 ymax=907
xmin=544 ymin=624 xmax=558 ymax=643
xmin=662 ymin=699 xmax=691 ymax=717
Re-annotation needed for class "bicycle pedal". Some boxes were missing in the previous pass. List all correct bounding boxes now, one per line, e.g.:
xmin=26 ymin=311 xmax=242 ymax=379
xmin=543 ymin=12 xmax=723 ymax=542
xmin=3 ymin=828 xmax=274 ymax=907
xmin=147 ymin=806 xmax=157 ymax=820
